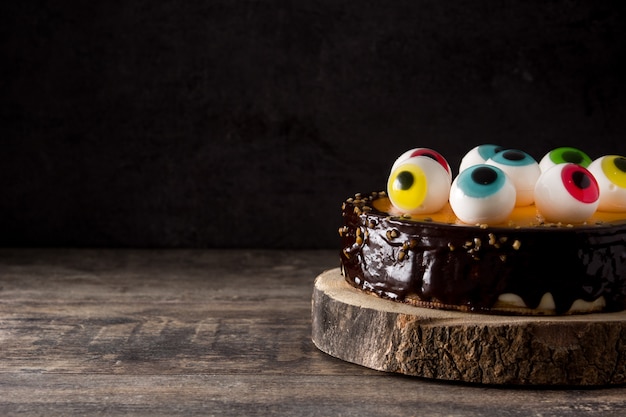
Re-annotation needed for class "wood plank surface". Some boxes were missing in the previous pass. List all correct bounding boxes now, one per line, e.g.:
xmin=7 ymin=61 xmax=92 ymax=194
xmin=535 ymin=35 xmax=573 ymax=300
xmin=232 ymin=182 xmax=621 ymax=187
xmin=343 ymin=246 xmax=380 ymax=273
xmin=1 ymin=249 xmax=626 ymax=416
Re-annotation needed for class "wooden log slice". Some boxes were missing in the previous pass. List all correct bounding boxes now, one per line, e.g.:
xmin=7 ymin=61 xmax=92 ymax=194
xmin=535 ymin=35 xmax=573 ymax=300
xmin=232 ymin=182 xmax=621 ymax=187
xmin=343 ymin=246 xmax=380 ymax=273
xmin=311 ymin=268 xmax=626 ymax=386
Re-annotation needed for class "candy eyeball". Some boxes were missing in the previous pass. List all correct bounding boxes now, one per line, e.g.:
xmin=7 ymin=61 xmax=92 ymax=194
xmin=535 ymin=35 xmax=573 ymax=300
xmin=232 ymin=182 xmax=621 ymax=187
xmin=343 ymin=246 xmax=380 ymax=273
xmin=449 ymin=164 xmax=516 ymax=224
xmin=534 ymin=163 xmax=600 ymax=223
xmin=485 ymin=149 xmax=541 ymax=206
xmin=587 ymin=155 xmax=626 ymax=212
xmin=387 ymin=156 xmax=451 ymax=214
xmin=458 ymin=144 xmax=504 ymax=173
xmin=391 ymin=148 xmax=452 ymax=182
xmin=539 ymin=147 xmax=592 ymax=172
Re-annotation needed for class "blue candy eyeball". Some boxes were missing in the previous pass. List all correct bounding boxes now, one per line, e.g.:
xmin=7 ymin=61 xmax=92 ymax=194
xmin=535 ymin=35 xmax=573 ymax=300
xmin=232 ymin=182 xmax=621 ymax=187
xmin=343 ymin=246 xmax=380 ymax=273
xmin=391 ymin=148 xmax=452 ymax=182
xmin=587 ymin=155 xmax=626 ymax=212
xmin=449 ymin=164 xmax=516 ymax=224
xmin=486 ymin=149 xmax=541 ymax=206
xmin=538 ymin=147 xmax=592 ymax=173
xmin=458 ymin=144 xmax=504 ymax=173
xmin=387 ymin=156 xmax=451 ymax=214
xmin=534 ymin=163 xmax=600 ymax=223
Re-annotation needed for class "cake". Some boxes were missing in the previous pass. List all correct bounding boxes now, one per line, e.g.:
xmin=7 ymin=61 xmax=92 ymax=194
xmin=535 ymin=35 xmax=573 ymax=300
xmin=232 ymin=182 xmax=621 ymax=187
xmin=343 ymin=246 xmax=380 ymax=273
xmin=339 ymin=146 xmax=626 ymax=315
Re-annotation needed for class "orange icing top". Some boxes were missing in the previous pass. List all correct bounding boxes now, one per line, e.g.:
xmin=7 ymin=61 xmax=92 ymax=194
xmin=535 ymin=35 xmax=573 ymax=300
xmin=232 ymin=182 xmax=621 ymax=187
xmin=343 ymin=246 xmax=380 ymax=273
xmin=372 ymin=196 xmax=626 ymax=228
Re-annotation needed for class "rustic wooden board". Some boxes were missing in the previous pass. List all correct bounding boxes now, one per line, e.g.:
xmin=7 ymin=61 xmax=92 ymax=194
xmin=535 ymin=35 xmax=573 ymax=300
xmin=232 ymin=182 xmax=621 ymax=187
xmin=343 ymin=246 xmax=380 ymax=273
xmin=2 ymin=249 xmax=626 ymax=416
xmin=312 ymin=268 xmax=626 ymax=386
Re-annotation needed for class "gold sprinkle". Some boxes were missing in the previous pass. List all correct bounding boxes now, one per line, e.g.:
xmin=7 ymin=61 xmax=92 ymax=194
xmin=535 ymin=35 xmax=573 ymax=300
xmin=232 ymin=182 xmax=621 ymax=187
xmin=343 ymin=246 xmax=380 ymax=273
xmin=398 ymin=250 xmax=406 ymax=261
xmin=355 ymin=236 xmax=363 ymax=245
xmin=488 ymin=233 xmax=496 ymax=246
xmin=512 ymin=240 xmax=521 ymax=250
xmin=409 ymin=239 xmax=418 ymax=249
xmin=355 ymin=193 xmax=362 ymax=199
xmin=338 ymin=227 xmax=347 ymax=237
xmin=473 ymin=238 xmax=481 ymax=249
xmin=342 ymin=248 xmax=351 ymax=259
xmin=362 ymin=206 xmax=372 ymax=212
xmin=356 ymin=228 xmax=362 ymax=237
xmin=499 ymin=254 xmax=507 ymax=262
xmin=499 ymin=237 xmax=508 ymax=244
xmin=354 ymin=206 xmax=362 ymax=215
xmin=386 ymin=229 xmax=399 ymax=240
xmin=448 ymin=243 xmax=455 ymax=251
xmin=463 ymin=241 xmax=473 ymax=248
xmin=479 ymin=223 xmax=489 ymax=229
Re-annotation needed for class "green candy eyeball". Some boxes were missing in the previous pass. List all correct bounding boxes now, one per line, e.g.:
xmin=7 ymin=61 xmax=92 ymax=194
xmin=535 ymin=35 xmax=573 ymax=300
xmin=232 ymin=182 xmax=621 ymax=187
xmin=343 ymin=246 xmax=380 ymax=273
xmin=539 ymin=147 xmax=592 ymax=173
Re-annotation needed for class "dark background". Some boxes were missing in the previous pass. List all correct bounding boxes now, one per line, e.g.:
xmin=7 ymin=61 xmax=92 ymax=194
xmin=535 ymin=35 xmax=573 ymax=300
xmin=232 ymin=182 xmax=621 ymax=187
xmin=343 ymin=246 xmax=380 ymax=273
xmin=2 ymin=1 xmax=626 ymax=249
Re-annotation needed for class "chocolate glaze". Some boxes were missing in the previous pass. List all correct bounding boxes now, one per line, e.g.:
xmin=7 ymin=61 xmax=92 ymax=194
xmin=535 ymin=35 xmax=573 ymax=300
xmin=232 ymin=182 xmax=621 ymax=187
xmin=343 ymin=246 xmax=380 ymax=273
xmin=340 ymin=192 xmax=626 ymax=315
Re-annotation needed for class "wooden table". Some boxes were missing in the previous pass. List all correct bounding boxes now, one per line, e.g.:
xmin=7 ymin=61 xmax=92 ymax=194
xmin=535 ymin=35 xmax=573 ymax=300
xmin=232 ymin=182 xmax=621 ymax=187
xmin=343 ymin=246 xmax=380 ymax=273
xmin=1 ymin=249 xmax=625 ymax=416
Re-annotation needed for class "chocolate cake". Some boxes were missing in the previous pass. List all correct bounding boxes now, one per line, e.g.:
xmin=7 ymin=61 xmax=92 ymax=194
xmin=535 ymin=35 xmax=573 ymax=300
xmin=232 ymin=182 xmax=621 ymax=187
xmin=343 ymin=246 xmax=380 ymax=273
xmin=339 ymin=147 xmax=626 ymax=315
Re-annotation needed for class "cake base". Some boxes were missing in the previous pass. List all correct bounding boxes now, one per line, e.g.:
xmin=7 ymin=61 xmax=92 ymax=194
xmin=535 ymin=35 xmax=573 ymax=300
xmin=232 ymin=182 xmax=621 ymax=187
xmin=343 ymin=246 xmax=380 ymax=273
xmin=311 ymin=268 xmax=626 ymax=386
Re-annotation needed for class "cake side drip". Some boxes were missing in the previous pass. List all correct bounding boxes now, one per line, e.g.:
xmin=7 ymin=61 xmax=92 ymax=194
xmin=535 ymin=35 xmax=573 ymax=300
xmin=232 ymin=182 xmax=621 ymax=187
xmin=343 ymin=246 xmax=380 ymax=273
xmin=340 ymin=192 xmax=626 ymax=315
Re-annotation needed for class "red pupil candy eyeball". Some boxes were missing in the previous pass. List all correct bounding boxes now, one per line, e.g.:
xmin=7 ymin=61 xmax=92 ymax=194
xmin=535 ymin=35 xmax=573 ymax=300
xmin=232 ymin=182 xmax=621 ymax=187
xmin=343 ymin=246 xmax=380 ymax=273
xmin=562 ymin=164 xmax=599 ymax=203
xmin=534 ymin=163 xmax=599 ymax=223
xmin=408 ymin=149 xmax=451 ymax=175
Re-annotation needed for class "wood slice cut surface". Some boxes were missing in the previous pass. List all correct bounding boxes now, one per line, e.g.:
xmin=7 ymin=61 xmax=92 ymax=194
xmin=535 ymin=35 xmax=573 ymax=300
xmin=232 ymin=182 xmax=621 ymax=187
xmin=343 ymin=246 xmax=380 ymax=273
xmin=311 ymin=268 xmax=626 ymax=386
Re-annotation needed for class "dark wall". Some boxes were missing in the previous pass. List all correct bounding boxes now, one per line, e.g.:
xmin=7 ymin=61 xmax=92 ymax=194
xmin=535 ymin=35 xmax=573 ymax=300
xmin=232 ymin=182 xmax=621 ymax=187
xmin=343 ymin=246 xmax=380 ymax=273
xmin=2 ymin=1 xmax=626 ymax=248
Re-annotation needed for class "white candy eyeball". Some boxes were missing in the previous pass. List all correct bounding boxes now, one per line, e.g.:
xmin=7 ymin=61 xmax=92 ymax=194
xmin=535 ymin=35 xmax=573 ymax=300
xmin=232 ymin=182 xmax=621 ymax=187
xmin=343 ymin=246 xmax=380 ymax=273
xmin=387 ymin=156 xmax=451 ymax=214
xmin=391 ymin=148 xmax=452 ymax=182
xmin=534 ymin=163 xmax=599 ymax=223
xmin=449 ymin=164 xmax=516 ymax=224
xmin=538 ymin=147 xmax=592 ymax=173
xmin=486 ymin=149 xmax=541 ymax=206
xmin=587 ymin=155 xmax=626 ymax=212
xmin=458 ymin=144 xmax=504 ymax=173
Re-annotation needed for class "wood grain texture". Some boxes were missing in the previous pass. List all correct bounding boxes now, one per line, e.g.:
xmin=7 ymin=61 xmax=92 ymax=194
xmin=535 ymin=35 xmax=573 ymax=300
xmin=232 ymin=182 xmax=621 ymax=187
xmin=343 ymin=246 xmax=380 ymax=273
xmin=1 ymin=249 xmax=626 ymax=416
xmin=312 ymin=268 xmax=626 ymax=386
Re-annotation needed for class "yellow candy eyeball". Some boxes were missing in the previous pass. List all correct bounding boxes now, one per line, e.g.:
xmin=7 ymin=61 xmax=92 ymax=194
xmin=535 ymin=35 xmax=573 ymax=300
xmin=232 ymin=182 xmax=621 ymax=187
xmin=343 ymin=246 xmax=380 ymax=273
xmin=587 ymin=155 xmax=626 ymax=212
xmin=485 ymin=149 xmax=541 ymax=206
xmin=538 ymin=146 xmax=592 ymax=173
xmin=449 ymin=164 xmax=516 ymax=224
xmin=458 ymin=144 xmax=504 ymax=173
xmin=387 ymin=156 xmax=451 ymax=214
xmin=390 ymin=148 xmax=452 ymax=182
xmin=534 ymin=163 xmax=599 ymax=223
